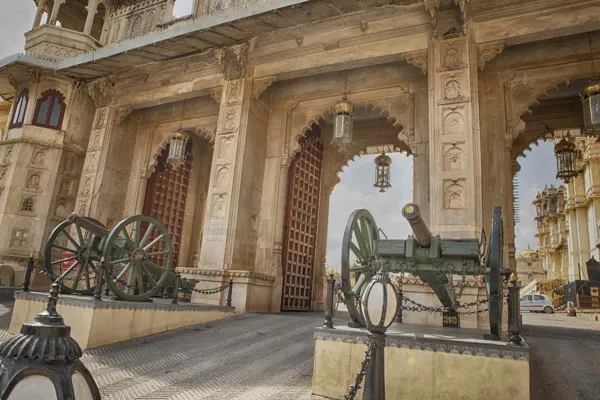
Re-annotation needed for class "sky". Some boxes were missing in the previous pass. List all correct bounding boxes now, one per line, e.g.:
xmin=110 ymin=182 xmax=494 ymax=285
xmin=0 ymin=0 xmax=560 ymax=269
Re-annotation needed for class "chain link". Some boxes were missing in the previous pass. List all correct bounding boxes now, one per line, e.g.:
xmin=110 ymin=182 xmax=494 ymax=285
xmin=344 ymin=338 xmax=377 ymax=400
xmin=189 ymin=283 xmax=230 ymax=295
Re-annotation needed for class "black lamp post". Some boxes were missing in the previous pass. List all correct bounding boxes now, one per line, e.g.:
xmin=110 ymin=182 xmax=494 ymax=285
xmin=0 ymin=282 xmax=101 ymax=399
xmin=360 ymin=265 xmax=398 ymax=400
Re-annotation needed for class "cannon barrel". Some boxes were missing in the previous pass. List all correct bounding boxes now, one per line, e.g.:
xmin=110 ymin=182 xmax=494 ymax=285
xmin=401 ymin=203 xmax=432 ymax=247
xmin=67 ymin=213 xmax=111 ymax=237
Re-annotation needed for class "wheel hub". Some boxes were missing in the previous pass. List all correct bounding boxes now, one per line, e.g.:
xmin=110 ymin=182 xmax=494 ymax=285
xmin=132 ymin=248 xmax=146 ymax=265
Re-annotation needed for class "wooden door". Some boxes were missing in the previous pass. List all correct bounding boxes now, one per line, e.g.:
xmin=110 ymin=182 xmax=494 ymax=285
xmin=143 ymin=141 xmax=193 ymax=268
xmin=281 ymin=130 xmax=323 ymax=311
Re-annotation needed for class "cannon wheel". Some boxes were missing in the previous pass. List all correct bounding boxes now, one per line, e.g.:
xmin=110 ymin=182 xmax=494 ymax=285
xmin=103 ymin=215 xmax=173 ymax=301
xmin=44 ymin=217 xmax=106 ymax=295
xmin=341 ymin=209 xmax=380 ymax=326
xmin=486 ymin=206 xmax=504 ymax=338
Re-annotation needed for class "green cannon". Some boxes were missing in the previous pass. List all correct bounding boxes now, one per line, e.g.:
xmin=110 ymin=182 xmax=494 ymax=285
xmin=341 ymin=203 xmax=505 ymax=337
xmin=44 ymin=213 xmax=197 ymax=301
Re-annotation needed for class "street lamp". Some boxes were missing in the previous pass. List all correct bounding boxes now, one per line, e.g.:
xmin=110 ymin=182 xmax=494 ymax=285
xmin=0 ymin=282 xmax=101 ymax=399
xmin=360 ymin=265 xmax=398 ymax=400
xmin=373 ymin=153 xmax=392 ymax=193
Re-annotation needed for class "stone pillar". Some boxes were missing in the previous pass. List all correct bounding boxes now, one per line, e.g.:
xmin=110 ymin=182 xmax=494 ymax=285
xmin=48 ymin=0 xmax=65 ymax=26
xmin=196 ymin=46 xmax=270 ymax=311
xmin=428 ymin=29 xmax=482 ymax=238
xmin=574 ymin=173 xmax=590 ymax=280
xmin=83 ymin=0 xmax=99 ymax=35
xmin=75 ymin=80 xmax=135 ymax=226
xmin=32 ymin=0 xmax=48 ymax=29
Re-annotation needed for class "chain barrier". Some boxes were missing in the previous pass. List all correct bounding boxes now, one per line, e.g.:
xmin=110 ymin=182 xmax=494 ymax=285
xmin=189 ymin=284 xmax=230 ymax=295
xmin=344 ymin=338 xmax=377 ymax=400
xmin=30 ymin=262 xmax=96 ymax=283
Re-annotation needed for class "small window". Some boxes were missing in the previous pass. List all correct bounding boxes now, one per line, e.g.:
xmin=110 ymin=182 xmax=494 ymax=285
xmin=10 ymin=89 xmax=29 ymax=128
xmin=33 ymin=89 xmax=66 ymax=130
xmin=534 ymin=295 xmax=544 ymax=301
xmin=523 ymin=295 xmax=532 ymax=301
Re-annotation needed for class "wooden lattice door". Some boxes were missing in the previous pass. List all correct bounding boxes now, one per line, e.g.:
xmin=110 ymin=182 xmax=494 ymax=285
xmin=143 ymin=141 xmax=193 ymax=269
xmin=282 ymin=131 xmax=323 ymax=311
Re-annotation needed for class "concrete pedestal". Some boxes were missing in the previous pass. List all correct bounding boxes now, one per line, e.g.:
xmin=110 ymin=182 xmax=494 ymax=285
xmin=9 ymin=291 xmax=236 ymax=349
xmin=312 ymin=324 xmax=530 ymax=400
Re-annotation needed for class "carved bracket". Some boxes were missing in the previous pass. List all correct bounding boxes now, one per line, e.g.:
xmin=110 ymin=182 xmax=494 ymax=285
xmin=215 ymin=43 xmax=248 ymax=81
xmin=402 ymin=50 xmax=428 ymax=74
xmin=115 ymin=106 xmax=133 ymax=126
xmin=252 ymin=76 xmax=277 ymax=100
xmin=210 ymin=86 xmax=223 ymax=104
xmin=477 ymin=40 xmax=505 ymax=71
xmin=87 ymin=77 xmax=114 ymax=108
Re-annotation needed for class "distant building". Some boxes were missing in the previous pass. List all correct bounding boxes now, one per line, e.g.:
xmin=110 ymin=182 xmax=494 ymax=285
xmin=515 ymin=246 xmax=546 ymax=287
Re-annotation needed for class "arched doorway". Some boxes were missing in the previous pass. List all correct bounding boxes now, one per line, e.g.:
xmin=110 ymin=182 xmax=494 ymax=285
xmin=281 ymin=127 xmax=324 ymax=311
xmin=143 ymin=140 xmax=194 ymax=269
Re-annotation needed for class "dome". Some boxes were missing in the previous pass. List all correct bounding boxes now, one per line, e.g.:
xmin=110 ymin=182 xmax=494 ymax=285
xmin=517 ymin=245 xmax=538 ymax=259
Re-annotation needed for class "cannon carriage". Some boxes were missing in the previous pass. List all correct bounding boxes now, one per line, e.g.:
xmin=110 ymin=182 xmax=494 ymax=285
xmin=341 ymin=203 xmax=506 ymax=337
xmin=44 ymin=213 xmax=198 ymax=301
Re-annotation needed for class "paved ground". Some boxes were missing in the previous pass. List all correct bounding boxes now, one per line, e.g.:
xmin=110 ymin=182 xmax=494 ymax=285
xmin=2 ymin=299 xmax=600 ymax=399
xmin=523 ymin=312 xmax=600 ymax=400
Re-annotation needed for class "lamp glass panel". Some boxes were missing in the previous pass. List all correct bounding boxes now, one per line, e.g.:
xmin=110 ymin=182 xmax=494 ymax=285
xmin=8 ymin=375 xmax=58 ymax=400
xmin=366 ymin=282 xmax=384 ymax=326
xmin=384 ymin=282 xmax=398 ymax=327
xmin=72 ymin=371 xmax=95 ymax=400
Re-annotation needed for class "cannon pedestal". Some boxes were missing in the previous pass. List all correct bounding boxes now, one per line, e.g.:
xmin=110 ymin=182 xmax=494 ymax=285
xmin=9 ymin=291 xmax=235 ymax=349
xmin=312 ymin=323 xmax=530 ymax=400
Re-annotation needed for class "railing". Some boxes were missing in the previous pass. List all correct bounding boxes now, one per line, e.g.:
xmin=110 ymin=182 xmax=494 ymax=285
xmin=576 ymin=295 xmax=600 ymax=309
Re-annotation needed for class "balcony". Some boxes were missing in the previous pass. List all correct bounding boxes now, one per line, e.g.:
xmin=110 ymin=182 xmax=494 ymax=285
xmin=25 ymin=25 xmax=101 ymax=61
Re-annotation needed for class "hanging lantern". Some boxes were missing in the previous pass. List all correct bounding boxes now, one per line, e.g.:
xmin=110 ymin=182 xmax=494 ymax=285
xmin=373 ymin=153 xmax=392 ymax=192
xmin=167 ymin=130 xmax=189 ymax=170
xmin=554 ymin=138 xmax=578 ymax=183
xmin=581 ymin=76 xmax=600 ymax=137
xmin=331 ymin=96 xmax=355 ymax=153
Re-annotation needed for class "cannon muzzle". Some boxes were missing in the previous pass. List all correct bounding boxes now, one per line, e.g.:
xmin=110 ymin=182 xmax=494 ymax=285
xmin=67 ymin=213 xmax=111 ymax=237
xmin=401 ymin=203 xmax=432 ymax=247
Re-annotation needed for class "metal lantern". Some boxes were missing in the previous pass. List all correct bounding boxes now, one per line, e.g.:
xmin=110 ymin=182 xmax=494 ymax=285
xmin=360 ymin=266 xmax=398 ymax=334
xmin=166 ymin=130 xmax=189 ymax=169
xmin=331 ymin=96 xmax=355 ymax=153
xmin=0 ymin=283 xmax=101 ymax=400
xmin=581 ymin=76 xmax=600 ymax=137
xmin=374 ymin=153 xmax=392 ymax=193
xmin=554 ymin=138 xmax=578 ymax=183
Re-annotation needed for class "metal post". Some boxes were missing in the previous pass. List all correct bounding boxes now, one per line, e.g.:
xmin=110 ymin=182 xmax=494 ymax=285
xmin=226 ymin=278 xmax=233 ymax=307
xmin=507 ymin=273 xmax=522 ymax=346
xmin=323 ymin=275 xmax=335 ymax=329
xmin=104 ymin=279 xmax=110 ymax=297
xmin=394 ymin=288 xmax=403 ymax=323
xmin=21 ymin=255 xmax=34 ymax=292
xmin=172 ymin=275 xmax=180 ymax=304
xmin=93 ymin=258 xmax=104 ymax=301
xmin=362 ymin=332 xmax=386 ymax=400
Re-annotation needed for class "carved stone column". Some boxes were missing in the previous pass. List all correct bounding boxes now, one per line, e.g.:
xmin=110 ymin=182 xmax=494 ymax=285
xmin=427 ymin=28 xmax=482 ymax=238
xmin=48 ymin=0 xmax=65 ymax=26
xmin=83 ymin=0 xmax=99 ymax=36
xmin=195 ymin=44 xmax=271 ymax=311
xmin=74 ymin=79 xmax=135 ymax=226
xmin=32 ymin=0 xmax=48 ymax=29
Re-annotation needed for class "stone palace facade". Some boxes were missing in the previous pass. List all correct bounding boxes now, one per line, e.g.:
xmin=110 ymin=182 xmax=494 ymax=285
xmin=0 ymin=0 xmax=599 ymax=311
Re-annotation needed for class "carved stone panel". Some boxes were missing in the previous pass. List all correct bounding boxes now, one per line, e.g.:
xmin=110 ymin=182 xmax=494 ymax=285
xmin=9 ymin=227 xmax=30 ymax=248
xmin=443 ymin=179 xmax=467 ymax=209
xmin=439 ymin=40 xmax=465 ymax=71
xmin=211 ymin=194 xmax=226 ymax=218
xmin=31 ymin=150 xmax=46 ymax=166
xmin=442 ymin=142 xmax=466 ymax=171
xmin=218 ymin=136 xmax=234 ymax=160
xmin=215 ymin=166 xmax=230 ymax=188
xmin=94 ymin=108 xmax=107 ymax=129
xmin=221 ymin=109 xmax=239 ymax=134
xmin=439 ymin=73 xmax=468 ymax=105
xmin=442 ymin=107 xmax=466 ymax=136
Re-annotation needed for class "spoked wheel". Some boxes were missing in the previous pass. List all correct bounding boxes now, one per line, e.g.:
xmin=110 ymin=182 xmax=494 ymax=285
xmin=44 ymin=217 xmax=105 ymax=295
xmin=103 ymin=215 xmax=172 ymax=302
xmin=341 ymin=209 xmax=380 ymax=326
xmin=486 ymin=206 xmax=504 ymax=338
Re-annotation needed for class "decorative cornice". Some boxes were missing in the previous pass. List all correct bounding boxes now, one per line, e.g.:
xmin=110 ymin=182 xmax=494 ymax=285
xmin=314 ymin=329 xmax=529 ymax=361
xmin=0 ymin=137 xmax=63 ymax=150
xmin=477 ymin=40 xmax=505 ymax=70
xmin=401 ymin=50 xmax=427 ymax=74
xmin=15 ymin=291 xmax=235 ymax=312
xmin=176 ymin=268 xmax=276 ymax=282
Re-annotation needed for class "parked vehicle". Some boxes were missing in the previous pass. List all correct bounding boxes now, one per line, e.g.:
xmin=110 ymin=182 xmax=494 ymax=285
xmin=520 ymin=294 xmax=554 ymax=314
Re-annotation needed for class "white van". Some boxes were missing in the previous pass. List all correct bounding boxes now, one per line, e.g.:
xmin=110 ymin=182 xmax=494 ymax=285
xmin=520 ymin=294 xmax=554 ymax=314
